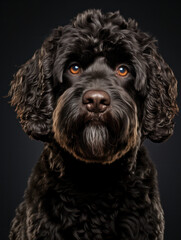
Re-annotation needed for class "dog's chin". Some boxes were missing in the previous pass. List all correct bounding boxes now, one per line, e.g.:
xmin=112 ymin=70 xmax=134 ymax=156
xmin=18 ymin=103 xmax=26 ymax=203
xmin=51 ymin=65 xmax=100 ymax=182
xmin=63 ymin=122 xmax=114 ymax=164
xmin=69 ymin=123 xmax=120 ymax=164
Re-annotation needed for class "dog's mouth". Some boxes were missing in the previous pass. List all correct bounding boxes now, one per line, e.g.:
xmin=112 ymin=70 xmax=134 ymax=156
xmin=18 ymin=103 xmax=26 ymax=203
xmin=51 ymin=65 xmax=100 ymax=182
xmin=83 ymin=114 xmax=105 ymax=125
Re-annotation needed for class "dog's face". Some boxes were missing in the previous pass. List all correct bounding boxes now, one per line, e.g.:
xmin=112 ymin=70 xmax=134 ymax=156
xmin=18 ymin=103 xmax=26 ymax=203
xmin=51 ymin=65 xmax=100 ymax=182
xmin=9 ymin=10 xmax=178 ymax=164
xmin=52 ymin=32 xmax=145 ymax=163
xmin=53 ymin=57 xmax=140 ymax=163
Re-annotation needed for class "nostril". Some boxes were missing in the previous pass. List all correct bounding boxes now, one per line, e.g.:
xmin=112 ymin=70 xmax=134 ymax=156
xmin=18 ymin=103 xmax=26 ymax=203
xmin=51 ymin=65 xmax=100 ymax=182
xmin=84 ymin=97 xmax=94 ymax=104
xmin=82 ymin=90 xmax=111 ymax=113
xmin=100 ymin=98 xmax=110 ymax=106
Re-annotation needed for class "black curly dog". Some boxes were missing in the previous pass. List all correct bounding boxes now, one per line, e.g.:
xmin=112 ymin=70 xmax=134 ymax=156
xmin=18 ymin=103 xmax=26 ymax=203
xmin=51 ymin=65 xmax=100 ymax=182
xmin=9 ymin=9 xmax=178 ymax=240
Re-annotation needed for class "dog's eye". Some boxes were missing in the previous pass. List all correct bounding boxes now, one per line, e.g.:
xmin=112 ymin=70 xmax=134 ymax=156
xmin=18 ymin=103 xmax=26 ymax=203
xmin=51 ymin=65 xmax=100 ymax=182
xmin=69 ymin=65 xmax=81 ymax=75
xmin=116 ymin=65 xmax=129 ymax=77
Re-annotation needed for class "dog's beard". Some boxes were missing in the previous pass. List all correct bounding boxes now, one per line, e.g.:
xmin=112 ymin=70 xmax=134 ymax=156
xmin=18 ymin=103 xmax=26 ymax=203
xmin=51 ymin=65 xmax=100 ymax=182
xmin=82 ymin=124 xmax=109 ymax=158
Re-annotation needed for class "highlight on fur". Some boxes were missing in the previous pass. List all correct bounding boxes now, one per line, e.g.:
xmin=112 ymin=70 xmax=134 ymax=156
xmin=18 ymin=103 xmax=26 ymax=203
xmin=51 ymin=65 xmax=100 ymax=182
xmin=9 ymin=9 xmax=178 ymax=240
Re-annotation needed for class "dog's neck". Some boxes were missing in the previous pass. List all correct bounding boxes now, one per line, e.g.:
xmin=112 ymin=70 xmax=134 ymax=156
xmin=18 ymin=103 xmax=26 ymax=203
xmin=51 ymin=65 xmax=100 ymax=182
xmin=43 ymin=142 xmax=140 ymax=184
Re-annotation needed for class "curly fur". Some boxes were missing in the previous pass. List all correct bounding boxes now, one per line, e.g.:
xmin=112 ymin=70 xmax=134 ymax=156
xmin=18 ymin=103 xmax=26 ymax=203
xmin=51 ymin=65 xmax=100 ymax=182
xmin=9 ymin=9 xmax=178 ymax=240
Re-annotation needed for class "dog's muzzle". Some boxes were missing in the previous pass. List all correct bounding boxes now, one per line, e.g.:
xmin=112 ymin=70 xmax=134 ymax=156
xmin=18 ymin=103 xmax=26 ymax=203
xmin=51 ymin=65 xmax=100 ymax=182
xmin=53 ymin=84 xmax=139 ymax=163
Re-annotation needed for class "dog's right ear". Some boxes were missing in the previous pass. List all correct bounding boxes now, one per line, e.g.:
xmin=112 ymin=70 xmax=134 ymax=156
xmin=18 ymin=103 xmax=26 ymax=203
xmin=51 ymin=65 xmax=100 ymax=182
xmin=9 ymin=27 xmax=62 ymax=141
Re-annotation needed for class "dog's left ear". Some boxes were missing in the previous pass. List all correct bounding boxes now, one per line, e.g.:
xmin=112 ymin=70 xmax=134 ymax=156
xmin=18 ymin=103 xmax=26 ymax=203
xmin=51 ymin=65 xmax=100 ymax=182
xmin=9 ymin=27 xmax=62 ymax=141
xmin=141 ymin=36 xmax=178 ymax=142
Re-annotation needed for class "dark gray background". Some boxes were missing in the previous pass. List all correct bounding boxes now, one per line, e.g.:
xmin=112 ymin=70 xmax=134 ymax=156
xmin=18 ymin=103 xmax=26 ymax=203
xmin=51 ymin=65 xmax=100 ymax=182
xmin=1 ymin=0 xmax=180 ymax=239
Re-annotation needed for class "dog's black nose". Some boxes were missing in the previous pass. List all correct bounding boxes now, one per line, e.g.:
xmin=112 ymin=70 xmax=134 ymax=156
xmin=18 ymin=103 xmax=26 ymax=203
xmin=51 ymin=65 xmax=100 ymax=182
xmin=82 ymin=90 xmax=110 ymax=113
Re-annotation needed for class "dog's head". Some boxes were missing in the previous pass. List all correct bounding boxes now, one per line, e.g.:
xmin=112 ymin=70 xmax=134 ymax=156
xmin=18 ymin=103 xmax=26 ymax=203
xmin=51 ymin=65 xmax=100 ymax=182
xmin=9 ymin=9 xmax=178 ymax=164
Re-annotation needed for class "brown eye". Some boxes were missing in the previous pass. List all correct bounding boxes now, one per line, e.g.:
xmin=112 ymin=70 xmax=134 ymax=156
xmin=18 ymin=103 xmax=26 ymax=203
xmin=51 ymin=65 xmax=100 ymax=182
xmin=117 ymin=65 xmax=129 ymax=77
xmin=69 ymin=65 xmax=81 ymax=74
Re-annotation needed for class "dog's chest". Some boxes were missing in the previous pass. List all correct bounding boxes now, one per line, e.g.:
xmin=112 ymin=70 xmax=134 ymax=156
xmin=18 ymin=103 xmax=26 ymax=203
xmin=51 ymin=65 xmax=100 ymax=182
xmin=49 ymin=179 xmax=122 ymax=239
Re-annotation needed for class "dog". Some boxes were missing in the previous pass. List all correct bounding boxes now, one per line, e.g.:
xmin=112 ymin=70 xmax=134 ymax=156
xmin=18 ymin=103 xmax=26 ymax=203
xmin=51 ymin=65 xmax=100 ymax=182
xmin=9 ymin=9 xmax=178 ymax=240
